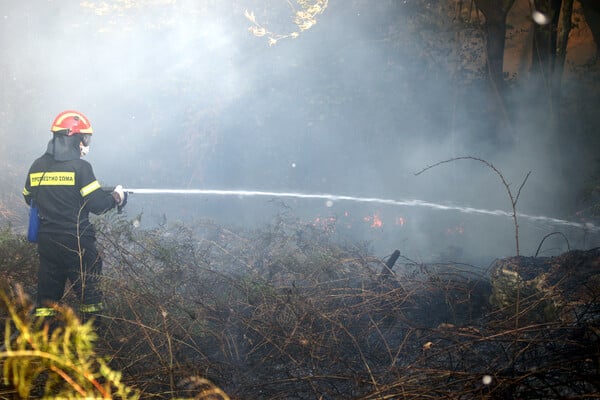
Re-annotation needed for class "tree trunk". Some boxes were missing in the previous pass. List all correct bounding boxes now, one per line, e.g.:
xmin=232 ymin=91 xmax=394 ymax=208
xmin=474 ymin=0 xmax=515 ymax=94
xmin=580 ymin=0 xmax=600 ymax=54
xmin=473 ymin=0 xmax=516 ymax=142
xmin=552 ymin=0 xmax=574 ymax=111
xmin=531 ymin=0 xmax=562 ymax=108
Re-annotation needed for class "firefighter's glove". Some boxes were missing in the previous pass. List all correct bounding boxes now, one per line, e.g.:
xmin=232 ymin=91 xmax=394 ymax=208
xmin=112 ymin=185 xmax=127 ymax=210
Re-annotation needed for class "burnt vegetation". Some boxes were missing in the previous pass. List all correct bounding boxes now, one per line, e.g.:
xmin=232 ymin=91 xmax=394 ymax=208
xmin=1 ymin=215 xmax=599 ymax=399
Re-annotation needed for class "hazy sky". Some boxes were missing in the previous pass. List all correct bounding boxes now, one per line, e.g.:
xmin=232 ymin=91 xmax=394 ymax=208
xmin=2 ymin=1 xmax=598 ymax=262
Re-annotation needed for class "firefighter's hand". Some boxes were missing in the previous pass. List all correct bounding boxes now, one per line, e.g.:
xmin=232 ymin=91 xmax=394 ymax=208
xmin=112 ymin=185 xmax=127 ymax=207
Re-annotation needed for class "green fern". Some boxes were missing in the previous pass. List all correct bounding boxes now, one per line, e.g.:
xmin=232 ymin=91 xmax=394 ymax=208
xmin=0 ymin=289 xmax=140 ymax=399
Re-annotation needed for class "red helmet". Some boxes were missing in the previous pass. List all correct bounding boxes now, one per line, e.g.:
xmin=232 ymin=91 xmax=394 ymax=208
xmin=50 ymin=110 xmax=93 ymax=135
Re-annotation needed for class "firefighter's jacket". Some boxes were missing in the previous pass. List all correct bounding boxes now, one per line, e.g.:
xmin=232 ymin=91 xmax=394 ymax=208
xmin=22 ymin=135 xmax=117 ymax=238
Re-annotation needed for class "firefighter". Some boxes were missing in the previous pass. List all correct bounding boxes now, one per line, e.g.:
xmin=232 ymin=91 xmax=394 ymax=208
xmin=22 ymin=110 xmax=126 ymax=323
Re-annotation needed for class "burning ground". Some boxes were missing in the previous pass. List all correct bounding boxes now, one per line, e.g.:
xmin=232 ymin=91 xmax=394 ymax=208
xmin=1 ymin=214 xmax=599 ymax=399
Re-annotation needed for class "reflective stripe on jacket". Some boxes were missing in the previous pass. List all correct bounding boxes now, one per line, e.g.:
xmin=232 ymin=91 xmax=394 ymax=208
xmin=23 ymin=153 xmax=116 ymax=237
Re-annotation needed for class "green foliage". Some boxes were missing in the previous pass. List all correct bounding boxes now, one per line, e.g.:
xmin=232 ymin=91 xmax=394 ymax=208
xmin=0 ymin=289 xmax=140 ymax=399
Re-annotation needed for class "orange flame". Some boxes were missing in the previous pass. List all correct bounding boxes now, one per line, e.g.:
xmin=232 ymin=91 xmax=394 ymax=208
xmin=363 ymin=213 xmax=383 ymax=229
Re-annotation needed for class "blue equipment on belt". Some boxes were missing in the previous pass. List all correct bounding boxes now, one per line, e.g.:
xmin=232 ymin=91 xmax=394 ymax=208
xmin=27 ymin=199 xmax=40 ymax=243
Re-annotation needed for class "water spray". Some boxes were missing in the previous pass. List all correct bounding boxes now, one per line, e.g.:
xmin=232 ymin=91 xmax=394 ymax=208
xmin=122 ymin=188 xmax=599 ymax=232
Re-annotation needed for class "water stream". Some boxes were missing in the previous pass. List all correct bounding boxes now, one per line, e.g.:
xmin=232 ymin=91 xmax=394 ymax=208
xmin=124 ymin=188 xmax=599 ymax=232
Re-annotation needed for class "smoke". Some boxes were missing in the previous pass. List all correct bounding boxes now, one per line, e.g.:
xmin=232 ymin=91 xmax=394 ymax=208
xmin=2 ymin=1 xmax=598 ymax=263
